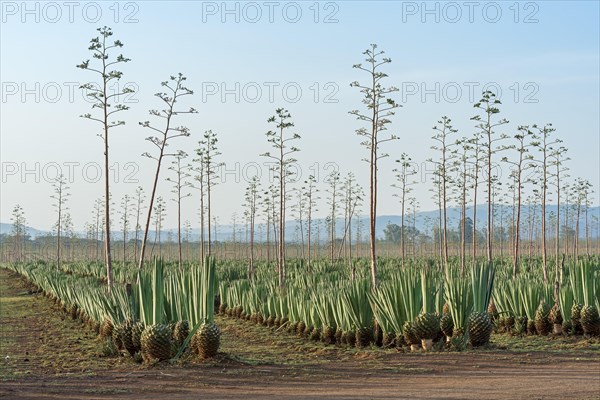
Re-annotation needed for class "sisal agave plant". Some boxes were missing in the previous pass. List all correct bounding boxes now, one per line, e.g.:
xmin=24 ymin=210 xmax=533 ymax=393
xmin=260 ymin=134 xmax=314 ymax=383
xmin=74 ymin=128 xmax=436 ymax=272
xmin=504 ymin=282 xmax=525 ymax=335
xmin=285 ymin=286 xmax=302 ymax=332
xmin=413 ymin=269 xmax=440 ymax=346
xmin=468 ymin=262 xmax=495 ymax=347
xmin=136 ymin=259 xmax=173 ymax=362
xmin=492 ymin=280 xmax=513 ymax=333
xmin=368 ymin=280 xmax=408 ymax=347
xmin=444 ymin=267 xmax=473 ymax=348
xmin=193 ymin=257 xmax=221 ymax=358
xmin=575 ymin=262 xmax=600 ymax=336
xmin=136 ymin=258 xmax=166 ymax=326
xmin=312 ymin=291 xmax=337 ymax=344
xmin=332 ymin=295 xmax=352 ymax=345
xmin=519 ymin=282 xmax=536 ymax=335
xmin=276 ymin=293 xmax=289 ymax=327
xmin=558 ymin=285 xmax=574 ymax=333
xmin=265 ymin=295 xmax=277 ymax=327
xmin=296 ymin=295 xmax=311 ymax=337
xmin=342 ymin=279 xmax=374 ymax=347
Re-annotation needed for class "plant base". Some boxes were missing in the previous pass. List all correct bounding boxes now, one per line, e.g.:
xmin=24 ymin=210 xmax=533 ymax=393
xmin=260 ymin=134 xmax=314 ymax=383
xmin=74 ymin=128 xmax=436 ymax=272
xmin=421 ymin=339 xmax=433 ymax=351
xmin=553 ymin=323 xmax=563 ymax=335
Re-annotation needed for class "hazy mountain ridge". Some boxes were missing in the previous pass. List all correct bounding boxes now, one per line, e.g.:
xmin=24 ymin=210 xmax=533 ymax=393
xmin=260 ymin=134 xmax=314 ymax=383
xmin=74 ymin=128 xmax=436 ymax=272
xmin=2 ymin=204 xmax=598 ymax=242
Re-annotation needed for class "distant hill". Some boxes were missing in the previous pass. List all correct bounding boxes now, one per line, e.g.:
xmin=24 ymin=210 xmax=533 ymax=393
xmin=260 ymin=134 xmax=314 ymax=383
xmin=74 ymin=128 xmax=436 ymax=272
xmin=3 ymin=204 xmax=597 ymax=243
xmin=0 ymin=223 xmax=49 ymax=238
xmin=280 ymin=204 xmax=600 ymax=242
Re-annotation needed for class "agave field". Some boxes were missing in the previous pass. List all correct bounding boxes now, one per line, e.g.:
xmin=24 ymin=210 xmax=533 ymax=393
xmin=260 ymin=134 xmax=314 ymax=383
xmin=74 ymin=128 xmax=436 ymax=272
xmin=2 ymin=2 xmax=599 ymax=398
xmin=3 ymin=255 xmax=599 ymax=367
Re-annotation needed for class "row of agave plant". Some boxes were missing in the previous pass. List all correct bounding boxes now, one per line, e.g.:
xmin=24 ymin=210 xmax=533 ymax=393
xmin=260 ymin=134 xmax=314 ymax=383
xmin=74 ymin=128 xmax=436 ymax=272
xmin=217 ymin=259 xmax=600 ymax=351
xmin=493 ymin=262 xmax=600 ymax=336
xmin=4 ymin=256 xmax=599 ymax=359
xmin=4 ymin=258 xmax=221 ymax=363
xmin=217 ymin=263 xmax=495 ymax=350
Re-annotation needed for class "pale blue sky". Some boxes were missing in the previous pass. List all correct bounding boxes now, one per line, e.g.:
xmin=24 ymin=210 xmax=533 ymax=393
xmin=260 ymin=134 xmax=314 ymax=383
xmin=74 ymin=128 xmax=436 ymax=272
xmin=1 ymin=1 xmax=599 ymax=231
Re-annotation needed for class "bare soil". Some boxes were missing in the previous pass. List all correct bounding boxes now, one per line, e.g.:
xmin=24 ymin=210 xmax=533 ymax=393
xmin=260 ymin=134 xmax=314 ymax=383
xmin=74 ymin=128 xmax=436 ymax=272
xmin=1 ymin=268 xmax=599 ymax=400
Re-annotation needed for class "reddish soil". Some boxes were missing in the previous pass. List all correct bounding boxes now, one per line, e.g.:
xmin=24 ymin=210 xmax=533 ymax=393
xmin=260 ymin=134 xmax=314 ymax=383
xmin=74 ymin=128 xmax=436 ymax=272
xmin=3 ymin=353 xmax=600 ymax=400
xmin=1 ymin=269 xmax=599 ymax=400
